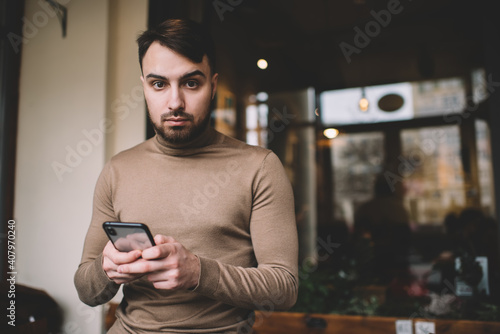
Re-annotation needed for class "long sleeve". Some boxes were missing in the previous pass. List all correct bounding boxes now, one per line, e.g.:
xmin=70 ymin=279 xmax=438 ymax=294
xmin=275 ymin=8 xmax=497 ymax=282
xmin=193 ymin=152 xmax=299 ymax=310
xmin=74 ymin=163 xmax=121 ymax=306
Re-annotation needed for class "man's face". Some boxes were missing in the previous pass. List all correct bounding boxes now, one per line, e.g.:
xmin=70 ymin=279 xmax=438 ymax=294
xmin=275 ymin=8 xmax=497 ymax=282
xmin=141 ymin=42 xmax=218 ymax=144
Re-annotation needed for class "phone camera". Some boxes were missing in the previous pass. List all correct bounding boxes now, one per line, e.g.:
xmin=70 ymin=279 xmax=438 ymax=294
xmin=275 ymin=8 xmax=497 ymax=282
xmin=107 ymin=227 xmax=117 ymax=236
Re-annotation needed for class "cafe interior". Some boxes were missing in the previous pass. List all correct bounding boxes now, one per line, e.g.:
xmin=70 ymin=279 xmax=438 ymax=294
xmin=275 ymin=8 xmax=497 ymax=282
xmin=2 ymin=0 xmax=500 ymax=332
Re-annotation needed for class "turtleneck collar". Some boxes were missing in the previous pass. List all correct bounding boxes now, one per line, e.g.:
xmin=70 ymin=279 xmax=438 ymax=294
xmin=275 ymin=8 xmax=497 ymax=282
xmin=153 ymin=125 xmax=220 ymax=156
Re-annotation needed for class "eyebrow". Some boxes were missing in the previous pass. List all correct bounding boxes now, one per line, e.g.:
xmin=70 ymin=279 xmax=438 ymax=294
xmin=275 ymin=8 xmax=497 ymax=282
xmin=145 ymin=70 xmax=206 ymax=81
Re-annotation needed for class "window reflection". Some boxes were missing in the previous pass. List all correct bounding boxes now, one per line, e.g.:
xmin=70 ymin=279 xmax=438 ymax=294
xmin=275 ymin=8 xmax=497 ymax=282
xmin=330 ymin=132 xmax=385 ymax=228
xmin=401 ymin=126 xmax=465 ymax=225
xmin=261 ymin=74 xmax=498 ymax=319
xmin=320 ymin=77 xmax=469 ymax=126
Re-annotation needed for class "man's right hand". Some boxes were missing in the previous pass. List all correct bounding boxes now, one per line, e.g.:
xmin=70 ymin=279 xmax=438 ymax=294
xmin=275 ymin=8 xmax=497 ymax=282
xmin=102 ymin=241 xmax=144 ymax=284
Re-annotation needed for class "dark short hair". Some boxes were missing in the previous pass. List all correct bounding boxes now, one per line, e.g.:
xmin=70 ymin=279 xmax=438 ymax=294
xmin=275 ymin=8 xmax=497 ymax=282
xmin=137 ymin=19 xmax=216 ymax=75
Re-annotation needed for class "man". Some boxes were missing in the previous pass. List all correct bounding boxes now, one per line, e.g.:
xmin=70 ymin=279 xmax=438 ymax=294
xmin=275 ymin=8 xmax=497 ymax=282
xmin=353 ymin=174 xmax=410 ymax=284
xmin=74 ymin=19 xmax=298 ymax=333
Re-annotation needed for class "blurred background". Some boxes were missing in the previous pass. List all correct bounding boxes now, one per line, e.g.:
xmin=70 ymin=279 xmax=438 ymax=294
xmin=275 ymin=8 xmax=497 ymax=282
xmin=1 ymin=0 xmax=500 ymax=332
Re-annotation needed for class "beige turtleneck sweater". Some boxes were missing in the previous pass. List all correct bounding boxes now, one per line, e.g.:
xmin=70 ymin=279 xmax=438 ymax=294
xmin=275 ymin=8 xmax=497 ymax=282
xmin=74 ymin=127 xmax=298 ymax=333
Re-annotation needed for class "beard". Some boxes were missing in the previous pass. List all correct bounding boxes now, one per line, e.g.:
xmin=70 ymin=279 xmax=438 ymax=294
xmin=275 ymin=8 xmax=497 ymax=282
xmin=148 ymin=108 xmax=212 ymax=145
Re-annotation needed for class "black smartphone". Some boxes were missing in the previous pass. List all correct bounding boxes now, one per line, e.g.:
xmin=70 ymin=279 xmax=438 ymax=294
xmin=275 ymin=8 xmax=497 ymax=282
xmin=103 ymin=222 xmax=156 ymax=252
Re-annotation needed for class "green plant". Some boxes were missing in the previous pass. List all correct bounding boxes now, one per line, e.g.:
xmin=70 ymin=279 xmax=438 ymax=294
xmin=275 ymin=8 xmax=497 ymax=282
xmin=291 ymin=237 xmax=382 ymax=315
xmin=290 ymin=238 xmax=500 ymax=322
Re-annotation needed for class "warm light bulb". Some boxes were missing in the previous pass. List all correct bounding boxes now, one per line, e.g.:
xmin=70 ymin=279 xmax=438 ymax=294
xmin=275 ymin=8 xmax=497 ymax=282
xmin=323 ymin=128 xmax=339 ymax=139
xmin=256 ymin=92 xmax=268 ymax=102
xmin=359 ymin=97 xmax=369 ymax=112
xmin=257 ymin=59 xmax=268 ymax=70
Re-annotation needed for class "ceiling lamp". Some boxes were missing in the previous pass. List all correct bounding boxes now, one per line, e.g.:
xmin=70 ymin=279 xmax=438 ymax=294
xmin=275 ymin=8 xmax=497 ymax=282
xmin=257 ymin=59 xmax=268 ymax=70
xmin=359 ymin=87 xmax=369 ymax=112
xmin=256 ymin=92 xmax=268 ymax=102
xmin=323 ymin=128 xmax=339 ymax=139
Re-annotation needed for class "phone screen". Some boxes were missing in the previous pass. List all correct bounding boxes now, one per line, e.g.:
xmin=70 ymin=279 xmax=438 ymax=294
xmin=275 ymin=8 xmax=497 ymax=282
xmin=103 ymin=222 xmax=155 ymax=252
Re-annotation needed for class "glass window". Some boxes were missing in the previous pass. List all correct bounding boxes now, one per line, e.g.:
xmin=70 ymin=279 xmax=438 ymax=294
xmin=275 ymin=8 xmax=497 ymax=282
xmin=320 ymin=77 xmax=467 ymax=126
xmin=400 ymin=126 xmax=465 ymax=225
xmin=412 ymin=78 xmax=466 ymax=117
xmin=472 ymin=68 xmax=488 ymax=105
xmin=476 ymin=119 xmax=496 ymax=216
xmin=291 ymin=73 xmax=498 ymax=321
xmin=331 ymin=132 xmax=385 ymax=228
xmin=245 ymin=103 xmax=269 ymax=147
xmin=321 ymin=83 xmax=414 ymax=125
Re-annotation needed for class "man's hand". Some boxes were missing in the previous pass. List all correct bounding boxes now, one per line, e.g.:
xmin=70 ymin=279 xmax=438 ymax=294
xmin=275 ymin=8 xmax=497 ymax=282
xmin=102 ymin=241 xmax=144 ymax=284
xmin=117 ymin=235 xmax=201 ymax=290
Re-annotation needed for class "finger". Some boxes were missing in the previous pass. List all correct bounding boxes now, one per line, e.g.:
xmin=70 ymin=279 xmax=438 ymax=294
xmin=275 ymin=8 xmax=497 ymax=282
xmin=118 ymin=258 xmax=170 ymax=274
xmin=151 ymin=279 xmax=181 ymax=290
xmin=104 ymin=241 xmax=142 ymax=265
xmin=154 ymin=234 xmax=176 ymax=245
xmin=102 ymin=256 xmax=145 ymax=284
xmin=148 ymin=269 xmax=183 ymax=289
xmin=147 ymin=268 xmax=178 ymax=283
xmin=108 ymin=271 xmax=144 ymax=282
xmin=129 ymin=238 xmax=151 ymax=251
xmin=142 ymin=241 xmax=177 ymax=260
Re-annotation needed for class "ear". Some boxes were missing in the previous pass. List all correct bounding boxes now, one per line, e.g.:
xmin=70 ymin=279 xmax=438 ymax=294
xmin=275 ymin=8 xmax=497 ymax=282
xmin=140 ymin=75 xmax=144 ymax=84
xmin=211 ymin=73 xmax=219 ymax=100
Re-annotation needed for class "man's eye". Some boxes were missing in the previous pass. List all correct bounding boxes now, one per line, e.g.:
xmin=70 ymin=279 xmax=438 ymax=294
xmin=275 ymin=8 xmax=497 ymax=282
xmin=153 ymin=81 xmax=165 ymax=89
xmin=185 ymin=80 xmax=198 ymax=88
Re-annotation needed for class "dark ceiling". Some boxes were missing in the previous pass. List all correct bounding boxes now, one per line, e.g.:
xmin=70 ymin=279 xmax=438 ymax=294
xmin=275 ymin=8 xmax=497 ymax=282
xmin=208 ymin=0 xmax=486 ymax=96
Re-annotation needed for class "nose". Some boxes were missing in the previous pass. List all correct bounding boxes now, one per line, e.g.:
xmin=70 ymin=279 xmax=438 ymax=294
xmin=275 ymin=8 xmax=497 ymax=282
xmin=167 ymin=86 xmax=184 ymax=111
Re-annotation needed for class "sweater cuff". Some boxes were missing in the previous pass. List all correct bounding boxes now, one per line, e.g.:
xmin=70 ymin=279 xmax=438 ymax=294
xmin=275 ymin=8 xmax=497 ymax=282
xmin=95 ymin=253 xmax=117 ymax=283
xmin=191 ymin=256 xmax=220 ymax=296
xmin=93 ymin=253 xmax=121 ymax=296
xmin=75 ymin=254 xmax=120 ymax=306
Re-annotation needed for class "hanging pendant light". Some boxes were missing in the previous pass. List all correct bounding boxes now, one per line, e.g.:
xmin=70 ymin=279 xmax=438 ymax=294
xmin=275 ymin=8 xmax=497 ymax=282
xmin=359 ymin=87 xmax=369 ymax=112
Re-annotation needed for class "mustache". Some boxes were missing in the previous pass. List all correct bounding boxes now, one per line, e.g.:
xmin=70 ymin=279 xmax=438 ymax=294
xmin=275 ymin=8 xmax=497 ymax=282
xmin=160 ymin=110 xmax=194 ymax=122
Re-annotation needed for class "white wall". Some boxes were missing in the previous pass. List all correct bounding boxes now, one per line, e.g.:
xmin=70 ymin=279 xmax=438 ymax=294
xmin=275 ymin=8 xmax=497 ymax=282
xmin=14 ymin=0 xmax=146 ymax=332
xmin=105 ymin=0 xmax=147 ymax=160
